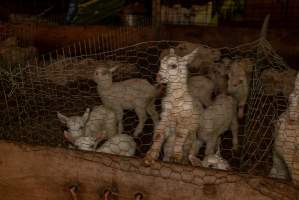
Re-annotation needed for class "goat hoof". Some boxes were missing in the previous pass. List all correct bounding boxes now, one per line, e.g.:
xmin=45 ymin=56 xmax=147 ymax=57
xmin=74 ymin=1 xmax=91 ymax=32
xmin=143 ymin=155 xmax=155 ymax=167
xmin=188 ymin=155 xmax=202 ymax=167
xmin=170 ymin=153 xmax=183 ymax=163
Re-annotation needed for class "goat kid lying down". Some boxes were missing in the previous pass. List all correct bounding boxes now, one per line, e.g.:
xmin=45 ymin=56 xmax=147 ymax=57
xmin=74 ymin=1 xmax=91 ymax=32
xmin=57 ymin=105 xmax=117 ymax=145
xmin=188 ymin=141 xmax=231 ymax=171
xmin=64 ymin=131 xmax=136 ymax=157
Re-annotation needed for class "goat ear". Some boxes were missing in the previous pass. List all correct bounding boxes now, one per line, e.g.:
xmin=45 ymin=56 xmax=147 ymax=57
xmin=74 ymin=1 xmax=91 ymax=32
xmin=82 ymin=108 xmax=90 ymax=123
xmin=183 ymin=48 xmax=198 ymax=63
xmin=64 ymin=130 xmax=75 ymax=144
xmin=169 ymin=48 xmax=175 ymax=56
xmin=57 ymin=112 xmax=68 ymax=124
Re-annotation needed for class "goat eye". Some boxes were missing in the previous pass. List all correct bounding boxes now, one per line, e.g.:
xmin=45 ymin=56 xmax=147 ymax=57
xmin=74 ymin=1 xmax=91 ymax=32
xmin=169 ymin=64 xmax=177 ymax=69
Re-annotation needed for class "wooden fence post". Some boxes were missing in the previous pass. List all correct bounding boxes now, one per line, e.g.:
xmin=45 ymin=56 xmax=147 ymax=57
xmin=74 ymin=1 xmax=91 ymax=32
xmin=152 ymin=0 xmax=161 ymax=40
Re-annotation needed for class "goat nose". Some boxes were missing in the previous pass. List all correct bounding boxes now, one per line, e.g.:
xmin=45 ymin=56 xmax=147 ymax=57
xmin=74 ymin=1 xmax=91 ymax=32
xmin=156 ymin=73 xmax=161 ymax=82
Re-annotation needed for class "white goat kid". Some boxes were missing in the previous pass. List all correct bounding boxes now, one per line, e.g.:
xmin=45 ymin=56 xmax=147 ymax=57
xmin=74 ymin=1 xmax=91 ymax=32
xmin=98 ymin=134 xmax=136 ymax=156
xmin=269 ymin=72 xmax=299 ymax=185
xmin=57 ymin=105 xmax=117 ymax=144
xmin=57 ymin=108 xmax=90 ymax=140
xmin=93 ymin=65 xmax=159 ymax=137
xmin=144 ymin=48 xmax=201 ymax=165
xmin=64 ymin=132 xmax=136 ymax=157
xmin=162 ymin=131 xmax=197 ymax=164
xmin=189 ymin=142 xmax=231 ymax=171
xmin=85 ymin=106 xmax=117 ymax=139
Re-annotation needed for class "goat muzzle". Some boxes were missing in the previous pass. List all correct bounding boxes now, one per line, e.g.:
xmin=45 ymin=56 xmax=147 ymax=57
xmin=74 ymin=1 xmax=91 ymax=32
xmin=156 ymin=73 xmax=161 ymax=82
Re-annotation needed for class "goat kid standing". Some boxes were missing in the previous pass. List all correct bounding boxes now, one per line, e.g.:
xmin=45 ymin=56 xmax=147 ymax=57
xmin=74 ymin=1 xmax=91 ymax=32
xmin=144 ymin=48 xmax=201 ymax=165
xmin=93 ymin=64 xmax=159 ymax=137
xmin=269 ymin=72 xmax=299 ymax=186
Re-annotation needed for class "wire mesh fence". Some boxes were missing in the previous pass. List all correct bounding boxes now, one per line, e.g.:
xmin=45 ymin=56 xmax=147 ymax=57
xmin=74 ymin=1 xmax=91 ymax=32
xmin=40 ymin=26 xmax=152 ymax=61
xmin=0 ymin=12 xmax=299 ymax=190
xmin=0 ymin=29 xmax=297 ymax=183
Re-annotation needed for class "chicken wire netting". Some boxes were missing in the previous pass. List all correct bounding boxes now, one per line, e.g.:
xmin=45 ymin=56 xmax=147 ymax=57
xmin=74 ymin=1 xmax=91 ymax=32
xmin=0 ymin=35 xmax=295 ymax=182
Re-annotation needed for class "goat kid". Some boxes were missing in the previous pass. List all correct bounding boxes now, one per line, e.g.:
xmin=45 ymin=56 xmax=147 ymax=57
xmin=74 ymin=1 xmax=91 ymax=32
xmin=93 ymin=65 xmax=159 ymax=137
xmin=57 ymin=105 xmax=117 ymax=146
xmin=64 ymin=132 xmax=136 ymax=157
xmin=144 ymin=48 xmax=201 ymax=165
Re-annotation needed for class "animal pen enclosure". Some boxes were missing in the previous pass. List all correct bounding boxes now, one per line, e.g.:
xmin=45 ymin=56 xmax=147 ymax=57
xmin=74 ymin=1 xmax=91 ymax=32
xmin=1 ymin=17 xmax=299 ymax=200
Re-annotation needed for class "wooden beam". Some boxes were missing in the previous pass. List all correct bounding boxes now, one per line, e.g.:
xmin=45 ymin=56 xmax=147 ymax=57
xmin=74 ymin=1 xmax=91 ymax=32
xmin=152 ymin=0 xmax=161 ymax=39
xmin=0 ymin=141 xmax=298 ymax=200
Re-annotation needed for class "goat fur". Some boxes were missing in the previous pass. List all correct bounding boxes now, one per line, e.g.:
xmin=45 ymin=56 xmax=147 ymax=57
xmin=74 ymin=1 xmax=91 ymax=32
xmin=93 ymin=65 xmax=159 ymax=137
xmin=57 ymin=105 xmax=117 ymax=143
xmin=144 ymin=48 xmax=201 ymax=165
xmin=269 ymin=72 xmax=299 ymax=186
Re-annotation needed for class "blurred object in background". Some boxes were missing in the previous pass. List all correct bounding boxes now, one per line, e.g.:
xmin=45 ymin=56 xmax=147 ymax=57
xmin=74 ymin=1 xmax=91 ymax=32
xmin=121 ymin=2 xmax=148 ymax=26
xmin=65 ymin=0 xmax=77 ymax=24
xmin=218 ymin=0 xmax=245 ymax=21
xmin=70 ymin=0 xmax=126 ymax=25
xmin=160 ymin=1 xmax=218 ymax=26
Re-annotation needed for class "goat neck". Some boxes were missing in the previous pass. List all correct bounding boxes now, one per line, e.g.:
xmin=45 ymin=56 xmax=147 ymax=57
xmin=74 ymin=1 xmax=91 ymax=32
xmin=166 ymin=79 xmax=189 ymax=98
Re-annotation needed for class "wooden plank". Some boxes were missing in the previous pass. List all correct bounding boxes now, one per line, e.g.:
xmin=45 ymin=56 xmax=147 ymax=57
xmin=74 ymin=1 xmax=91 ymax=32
xmin=0 ymin=141 xmax=298 ymax=200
